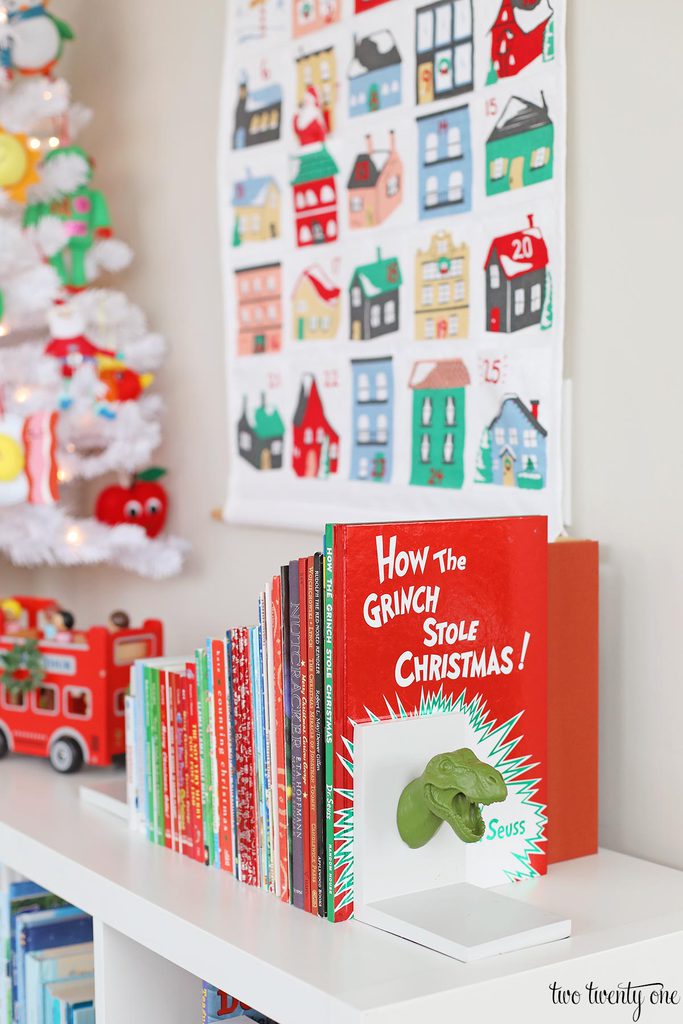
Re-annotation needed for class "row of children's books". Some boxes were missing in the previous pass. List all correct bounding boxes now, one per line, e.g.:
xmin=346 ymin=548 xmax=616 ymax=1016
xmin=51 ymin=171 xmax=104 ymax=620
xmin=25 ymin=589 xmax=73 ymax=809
xmin=0 ymin=867 xmax=94 ymax=1024
xmin=127 ymin=518 xmax=549 ymax=922
xmin=200 ymin=982 xmax=277 ymax=1023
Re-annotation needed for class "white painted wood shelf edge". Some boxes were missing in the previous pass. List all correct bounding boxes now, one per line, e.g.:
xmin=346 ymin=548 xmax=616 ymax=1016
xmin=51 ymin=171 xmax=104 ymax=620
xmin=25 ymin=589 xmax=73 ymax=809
xmin=0 ymin=759 xmax=682 ymax=1024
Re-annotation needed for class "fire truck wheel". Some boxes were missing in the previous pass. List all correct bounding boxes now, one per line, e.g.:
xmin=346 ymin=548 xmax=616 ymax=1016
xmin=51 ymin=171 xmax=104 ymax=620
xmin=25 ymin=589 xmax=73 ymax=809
xmin=49 ymin=737 xmax=83 ymax=774
xmin=0 ymin=732 xmax=7 ymax=759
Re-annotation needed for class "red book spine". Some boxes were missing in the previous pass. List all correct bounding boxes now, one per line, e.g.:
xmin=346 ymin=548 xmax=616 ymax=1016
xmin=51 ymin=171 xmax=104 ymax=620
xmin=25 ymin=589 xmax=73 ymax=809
xmin=298 ymin=558 xmax=311 ymax=913
xmin=159 ymin=668 xmax=172 ymax=849
xmin=167 ymin=670 xmax=181 ymax=853
xmin=175 ymin=670 xmax=193 ymax=858
xmin=212 ymin=638 xmax=234 ymax=874
xmin=185 ymin=660 xmax=205 ymax=863
xmin=235 ymin=627 xmax=259 ymax=886
xmin=306 ymin=556 xmax=318 ymax=915
xmin=272 ymin=575 xmax=290 ymax=903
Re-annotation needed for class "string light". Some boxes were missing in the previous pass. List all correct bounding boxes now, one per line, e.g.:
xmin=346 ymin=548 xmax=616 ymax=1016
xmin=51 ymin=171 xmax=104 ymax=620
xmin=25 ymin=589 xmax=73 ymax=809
xmin=57 ymin=468 xmax=71 ymax=483
xmin=43 ymin=89 xmax=52 ymax=101
xmin=14 ymin=387 xmax=30 ymax=404
xmin=0 ymin=323 xmax=8 ymax=337
xmin=28 ymin=138 xmax=41 ymax=151
xmin=48 ymin=136 xmax=60 ymax=149
xmin=65 ymin=526 xmax=82 ymax=546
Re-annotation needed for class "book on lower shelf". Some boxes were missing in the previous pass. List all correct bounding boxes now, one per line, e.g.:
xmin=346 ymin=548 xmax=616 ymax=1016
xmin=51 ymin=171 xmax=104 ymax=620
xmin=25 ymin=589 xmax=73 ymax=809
xmin=201 ymin=982 xmax=276 ymax=1023
xmin=127 ymin=517 xmax=597 ymax=927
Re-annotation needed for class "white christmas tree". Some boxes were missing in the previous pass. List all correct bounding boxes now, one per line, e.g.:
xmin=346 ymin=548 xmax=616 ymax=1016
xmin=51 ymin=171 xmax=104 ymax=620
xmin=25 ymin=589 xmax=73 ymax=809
xmin=0 ymin=3 xmax=186 ymax=578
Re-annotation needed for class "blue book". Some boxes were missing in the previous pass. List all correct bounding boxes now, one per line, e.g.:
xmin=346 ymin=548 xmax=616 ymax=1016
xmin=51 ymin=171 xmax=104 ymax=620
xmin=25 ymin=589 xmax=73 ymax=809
xmin=45 ymin=980 xmax=93 ymax=1024
xmin=25 ymin=943 xmax=93 ymax=1024
xmin=15 ymin=908 xmax=92 ymax=1024
xmin=70 ymin=1007 xmax=94 ymax=1024
xmin=7 ymin=883 xmax=66 ymax=1022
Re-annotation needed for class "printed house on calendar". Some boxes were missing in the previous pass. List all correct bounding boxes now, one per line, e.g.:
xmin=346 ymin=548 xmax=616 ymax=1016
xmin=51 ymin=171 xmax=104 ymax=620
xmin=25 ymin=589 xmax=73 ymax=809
xmin=347 ymin=131 xmax=402 ymax=229
xmin=409 ymin=359 xmax=470 ymax=488
xmin=484 ymin=214 xmax=548 ymax=333
xmin=414 ymin=229 xmax=469 ymax=340
xmin=486 ymin=94 xmax=554 ymax=195
xmin=232 ymin=170 xmax=280 ymax=245
xmin=237 ymin=394 xmax=285 ymax=471
xmin=295 ymin=45 xmax=336 ymax=133
xmin=348 ymin=30 xmax=402 ymax=118
xmin=235 ymin=263 xmax=282 ymax=354
xmin=291 ymin=144 xmax=339 ymax=247
xmin=480 ymin=395 xmax=547 ymax=489
xmin=350 ymin=357 xmax=393 ymax=483
xmin=489 ymin=0 xmax=554 ymax=81
xmin=233 ymin=73 xmax=282 ymax=149
xmin=292 ymin=0 xmax=340 ymax=38
xmin=292 ymin=374 xmax=339 ymax=477
xmin=415 ymin=0 xmax=473 ymax=105
xmin=349 ymin=248 xmax=402 ymax=340
xmin=417 ymin=106 xmax=471 ymax=218
xmin=291 ymin=265 xmax=341 ymax=340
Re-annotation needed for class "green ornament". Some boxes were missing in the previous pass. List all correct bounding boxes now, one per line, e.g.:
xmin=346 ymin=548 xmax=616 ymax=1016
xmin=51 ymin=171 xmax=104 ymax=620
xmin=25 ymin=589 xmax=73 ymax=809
xmin=397 ymin=747 xmax=507 ymax=848
xmin=0 ymin=639 xmax=45 ymax=694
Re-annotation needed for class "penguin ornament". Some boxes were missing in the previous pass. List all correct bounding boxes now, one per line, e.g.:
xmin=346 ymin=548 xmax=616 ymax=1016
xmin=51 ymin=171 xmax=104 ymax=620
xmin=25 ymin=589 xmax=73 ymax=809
xmin=0 ymin=1 xmax=74 ymax=79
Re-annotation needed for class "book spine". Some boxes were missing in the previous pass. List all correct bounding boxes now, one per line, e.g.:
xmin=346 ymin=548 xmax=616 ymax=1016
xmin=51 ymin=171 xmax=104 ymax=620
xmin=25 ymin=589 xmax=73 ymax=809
xmin=324 ymin=523 xmax=335 ymax=921
xmin=280 ymin=566 xmax=293 ymax=901
xmin=185 ymin=661 xmax=205 ymax=863
xmin=123 ymin=694 xmax=137 ymax=831
xmin=227 ymin=632 xmax=240 ymax=879
xmin=132 ymin=661 xmax=147 ymax=834
xmin=265 ymin=581 xmax=280 ymax=898
xmin=313 ymin=551 xmax=326 ymax=917
xmin=298 ymin=559 xmax=311 ymax=914
xmin=196 ymin=648 xmax=212 ymax=866
xmin=205 ymin=645 xmax=221 ymax=869
xmin=271 ymin=575 xmax=290 ymax=903
xmin=159 ymin=668 xmax=172 ymax=849
xmin=256 ymin=612 xmax=271 ymax=891
xmin=150 ymin=666 xmax=165 ymax=846
xmin=174 ymin=671 xmax=190 ymax=856
xmin=288 ymin=561 xmax=304 ymax=908
xmin=306 ymin=556 xmax=318 ymax=916
xmin=166 ymin=668 xmax=179 ymax=852
xmin=142 ymin=664 xmax=155 ymax=843
xmin=235 ymin=628 xmax=259 ymax=886
xmin=212 ymin=638 xmax=234 ymax=873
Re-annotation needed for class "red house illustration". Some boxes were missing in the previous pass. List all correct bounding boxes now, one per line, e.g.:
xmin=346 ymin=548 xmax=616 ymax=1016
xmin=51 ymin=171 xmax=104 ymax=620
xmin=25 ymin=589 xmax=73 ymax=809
xmin=292 ymin=374 xmax=339 ymax=477
xmin=489 ymin=0 xmax=553 ymax=80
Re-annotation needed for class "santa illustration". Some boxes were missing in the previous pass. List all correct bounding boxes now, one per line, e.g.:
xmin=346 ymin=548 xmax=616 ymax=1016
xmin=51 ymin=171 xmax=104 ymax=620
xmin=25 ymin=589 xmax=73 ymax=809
xmin=293 ymin=85 xmax=327 ymax=147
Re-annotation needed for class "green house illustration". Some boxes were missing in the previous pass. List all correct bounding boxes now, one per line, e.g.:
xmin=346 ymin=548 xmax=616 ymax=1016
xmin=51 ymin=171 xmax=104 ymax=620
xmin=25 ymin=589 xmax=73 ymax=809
xmin=485 ymin=93 xmax=554 ymax=196
xmin=408 ymin=359 xmax=470 ymax=489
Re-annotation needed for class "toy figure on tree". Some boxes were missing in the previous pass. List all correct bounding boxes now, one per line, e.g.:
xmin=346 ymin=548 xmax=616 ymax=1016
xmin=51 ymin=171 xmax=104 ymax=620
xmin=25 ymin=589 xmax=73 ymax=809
xmin=0 ymin=2 xmax=186 ymax=578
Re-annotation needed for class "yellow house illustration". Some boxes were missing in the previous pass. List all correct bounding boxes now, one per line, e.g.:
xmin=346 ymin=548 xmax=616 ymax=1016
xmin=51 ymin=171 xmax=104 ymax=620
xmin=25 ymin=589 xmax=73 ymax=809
xmin=232 ymin=169 xmax=281 ymax=245
xmin=295 ymin=45 xmax=337 ymax=134
xmin=292 ymin=265 xmax=341 ymax=341
xmin=414 ymin=230 xmax=469 ymax=340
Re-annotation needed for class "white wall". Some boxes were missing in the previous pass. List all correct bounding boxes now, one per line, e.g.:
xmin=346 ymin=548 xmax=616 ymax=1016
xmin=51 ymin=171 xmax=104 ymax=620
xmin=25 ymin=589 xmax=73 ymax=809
xmin=13 ymin=1 xmax=683 ymax=870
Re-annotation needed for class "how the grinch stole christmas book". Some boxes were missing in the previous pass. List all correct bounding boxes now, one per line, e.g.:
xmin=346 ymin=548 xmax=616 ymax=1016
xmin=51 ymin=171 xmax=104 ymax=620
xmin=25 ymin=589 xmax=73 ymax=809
xmin=330 ymin=517 xmax=547 ymax=922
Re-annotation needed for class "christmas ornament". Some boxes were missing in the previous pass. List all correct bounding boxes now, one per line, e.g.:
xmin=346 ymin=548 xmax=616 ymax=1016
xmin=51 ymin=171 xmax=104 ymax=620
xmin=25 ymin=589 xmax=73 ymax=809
xmin=0 ymin=409 xmax=58 ymax=506
xmin=0 ymin=636 xmax=44 ymax=693
xmin=0 ymin=124 xmax=40 ymax=201
xmin=95 ymin=355 xmax=153 ymax=403
xmin=23 ymin=145 xmax=114 ymax=289
xmin=0 ymin=2 xmax=74 ymax=78
xmin=45 ymin=298 xmax=113 ymax=408
xmin=94 ymin=467 xmax=169 ymax=538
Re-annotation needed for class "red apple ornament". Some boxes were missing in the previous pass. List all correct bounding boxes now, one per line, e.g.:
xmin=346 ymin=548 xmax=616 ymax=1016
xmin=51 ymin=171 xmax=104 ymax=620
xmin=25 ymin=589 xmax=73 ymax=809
xmin=94 ymin=468 xmax=169 ymax=538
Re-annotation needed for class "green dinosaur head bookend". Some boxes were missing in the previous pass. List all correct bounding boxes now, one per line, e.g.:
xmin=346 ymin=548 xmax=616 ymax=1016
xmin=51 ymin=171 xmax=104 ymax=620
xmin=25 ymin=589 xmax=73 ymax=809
xmin=396 ymin=748 xmax=508 ymax=848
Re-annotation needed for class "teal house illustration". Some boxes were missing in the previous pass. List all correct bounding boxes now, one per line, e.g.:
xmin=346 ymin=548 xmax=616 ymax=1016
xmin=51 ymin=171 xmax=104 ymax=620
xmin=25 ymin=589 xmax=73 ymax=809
xmin=485 ymin=94 xmax=553 ymax=196
xmin=476 ymin=395 xmax=547 ymax=489
xmin=408 ymin=359 xmax=470 ymax=488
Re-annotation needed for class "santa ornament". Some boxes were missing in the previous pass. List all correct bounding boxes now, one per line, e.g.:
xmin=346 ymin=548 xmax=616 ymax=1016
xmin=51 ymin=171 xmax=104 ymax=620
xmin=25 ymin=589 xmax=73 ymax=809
xmin=293 ymin=85 xmax=327 ymax=147
xmin=45 ymin=299 xmax=113 ymax=408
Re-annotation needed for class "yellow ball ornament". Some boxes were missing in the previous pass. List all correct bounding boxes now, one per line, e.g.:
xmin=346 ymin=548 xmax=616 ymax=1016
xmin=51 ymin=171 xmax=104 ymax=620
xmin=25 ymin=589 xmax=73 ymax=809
xmin=0 ymin=132 xmax=28 ymax=188
xmin=0 ymin=432 xmax=25 ymax=482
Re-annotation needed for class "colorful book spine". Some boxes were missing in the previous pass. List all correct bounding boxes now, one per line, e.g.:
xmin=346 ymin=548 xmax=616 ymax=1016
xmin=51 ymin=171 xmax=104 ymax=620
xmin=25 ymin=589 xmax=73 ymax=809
xmin=279 ymin=567 xmax=293 ymax=901
xmin=298 ymin=559 xmax=311 ymax=913
xmin=287 ymin=561 xmax=304 ymax=909
xmin=203 ymin=645 xmax=221 ymax=868
xmin=264 ymin=581 xmax=280 ymax=898
xmin=123 ymin=694 xmax=137 ymax=831
xmin=173 ymin=670 xmax=190 ymax=857
xmin=271 ymin=576 xmax=290 ymax=903
xmin=166 ymin=668 xmax=180 ymax=853
xmin=306 ymin=556 xmax=318 ymax=916
xmin=227 ymin=631 xmax=241 ymax=879
xmin=142 ymin=663 xmax=156 ymax=844
xmin=323 ymin=524 xmax=335 ymax=921
xmin=313 ymin=551 xmax=326 ymax=917
xmin=212 ymin=638 xmax=234 ymax=873
xmin=235 ymin=627 xmax=259 ymax=886
xmin=197 ymin=648 xmax=215 ymax=867
xmin=158 ymin=668 xmax=172 ymax=850
xmin=185 ymin=660 xmax=205 ymax=863
xmin=133 ymin=661 xmax=148 ymax=835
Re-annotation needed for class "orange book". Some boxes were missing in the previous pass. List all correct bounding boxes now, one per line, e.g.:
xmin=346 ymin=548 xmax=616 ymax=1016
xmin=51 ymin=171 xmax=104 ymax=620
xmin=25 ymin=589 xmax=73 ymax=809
xmin=547 ymin=539 xmax=599 ymax=864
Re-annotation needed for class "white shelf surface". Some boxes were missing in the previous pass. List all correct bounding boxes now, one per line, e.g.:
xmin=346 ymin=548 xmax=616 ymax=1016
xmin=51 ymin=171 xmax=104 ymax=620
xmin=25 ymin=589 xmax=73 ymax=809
xmin=1 ymin=757 xmax=682 ymax=1024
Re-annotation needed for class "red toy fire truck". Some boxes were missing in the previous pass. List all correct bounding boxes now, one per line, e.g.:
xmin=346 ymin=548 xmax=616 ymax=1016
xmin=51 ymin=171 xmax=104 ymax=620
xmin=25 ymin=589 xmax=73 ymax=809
xmin=0 ymin=596 xmax=163 ymax=773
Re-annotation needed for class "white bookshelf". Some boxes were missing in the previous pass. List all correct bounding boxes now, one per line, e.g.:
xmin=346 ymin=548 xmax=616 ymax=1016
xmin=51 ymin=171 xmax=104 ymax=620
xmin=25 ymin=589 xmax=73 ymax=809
xmin=1 ymin=757 xmax=682 ymax=1024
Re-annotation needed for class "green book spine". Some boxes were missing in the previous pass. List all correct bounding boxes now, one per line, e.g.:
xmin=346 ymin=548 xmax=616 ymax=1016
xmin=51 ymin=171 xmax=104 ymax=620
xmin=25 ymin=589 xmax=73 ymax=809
xmin=149 ymin=666 xmax=165 ymax=846
xmin=197 ymin=647 xmax=215 ymax=866
xmin=324 ymin=523 xmax=335 ymax=921
xmin=143 ymin=664 xmax=155 ymax=844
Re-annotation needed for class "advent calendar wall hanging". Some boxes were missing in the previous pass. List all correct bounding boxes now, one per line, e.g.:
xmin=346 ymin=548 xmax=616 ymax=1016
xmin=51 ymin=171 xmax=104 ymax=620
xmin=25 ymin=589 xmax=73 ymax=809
xmin=219 ymin=0 xmax=565 ymax=535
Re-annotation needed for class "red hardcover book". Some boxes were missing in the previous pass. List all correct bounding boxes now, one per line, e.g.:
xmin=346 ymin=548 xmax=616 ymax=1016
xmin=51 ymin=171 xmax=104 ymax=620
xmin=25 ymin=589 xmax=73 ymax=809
xmin=306 ymin=556 xmax=318 ymax=916
xmin=271 ymin=574 xmax=290 ymax=902
xmin=331 ymin=517 xmax=548 ymax=922
xmin=174 ymin=669 xmax=193 ymax=858
xmin=185 ymin=660 xmax=205 ymax=863
xmin=234 ymin=627 xmax=259 ymax=886
xmin=158 ymin=667 xmax=172 ymax=850
xmin=212 ymin=638 xmax=234 ymax=873
xmin=298 ymin=558 xmax=311 ymax=913
xmin=166 ymin=669 xmax=180 ymax=853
